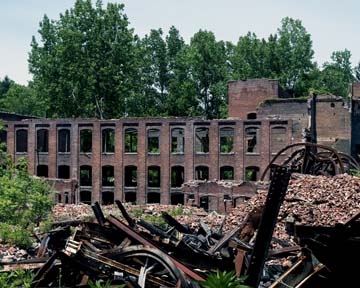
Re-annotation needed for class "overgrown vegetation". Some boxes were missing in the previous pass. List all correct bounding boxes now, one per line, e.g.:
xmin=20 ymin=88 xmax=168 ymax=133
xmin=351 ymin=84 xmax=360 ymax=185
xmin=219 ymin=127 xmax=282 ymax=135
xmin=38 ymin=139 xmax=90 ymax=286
xmin=0 ymin=269 xmax=34 ymax=288
xmin=0 ymin=126 xmax=53 ymax=248
xmin=198 ymin=270 xmax=249 ymax=288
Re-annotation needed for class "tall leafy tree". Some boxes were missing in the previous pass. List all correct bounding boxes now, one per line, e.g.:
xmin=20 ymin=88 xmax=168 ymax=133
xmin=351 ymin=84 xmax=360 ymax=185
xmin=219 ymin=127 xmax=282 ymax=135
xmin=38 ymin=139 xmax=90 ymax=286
xmin=355 ymin=62 xmax=360 ymax=81
xmin=319 ymin=49 xmax=355 ymax=97
xmin=188 ymin=30 xmax=229 ymax=119
xmin=29 ymin=0 xmax=136 ymax=118
xmin=0 ymin=76 xmax=14 ymax=100
xmin=276 ymin=17 xmax=315 ymax=96
xmin=0 ymin=83 xmax=46 ymax=117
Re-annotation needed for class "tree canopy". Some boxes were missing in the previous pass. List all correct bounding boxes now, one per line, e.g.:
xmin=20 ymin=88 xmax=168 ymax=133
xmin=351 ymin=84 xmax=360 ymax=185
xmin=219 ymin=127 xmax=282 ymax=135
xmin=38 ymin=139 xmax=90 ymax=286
xmin=1 ymin=0 xmax=358 ymax=119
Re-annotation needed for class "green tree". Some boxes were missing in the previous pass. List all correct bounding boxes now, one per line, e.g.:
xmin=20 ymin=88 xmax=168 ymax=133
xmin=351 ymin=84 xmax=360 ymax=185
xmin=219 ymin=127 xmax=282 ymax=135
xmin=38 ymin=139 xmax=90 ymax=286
xmin=0 ymin=83 xmax=46 ymax=117
xmin=29 ymin=0 xmax=137 ymax=118
xmin=276 ymin=17 xmax=315 ymax=96
xmin=0 ymin=76 xmax=14 ymax=100
xmin=189 ymin=30 xmax=229 ymax=119
xmin=319 ymin=50 xmax=355 ymax=97
xmin=355 ymin=62 xmax=360 ymax=81
xmin=0 ymin=129 xmax=53 ymax=248
xmin=231 ymin=32 xmax=268 ymax=79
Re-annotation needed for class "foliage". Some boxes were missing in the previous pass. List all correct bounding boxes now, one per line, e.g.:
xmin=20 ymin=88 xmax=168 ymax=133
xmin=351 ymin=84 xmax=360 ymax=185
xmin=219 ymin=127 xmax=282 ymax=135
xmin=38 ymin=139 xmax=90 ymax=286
xmin=88 ymin=279 xmax=125 ymax=288
xmin=0 ymin=269 xmax=34 ymax=288
xmin=0 ymin=83 xmax=46 ymax=117
xmin=0 ymin=136 xmax=53 ymax=248
xmin=199 ymin=270 xmax=249 ymax=288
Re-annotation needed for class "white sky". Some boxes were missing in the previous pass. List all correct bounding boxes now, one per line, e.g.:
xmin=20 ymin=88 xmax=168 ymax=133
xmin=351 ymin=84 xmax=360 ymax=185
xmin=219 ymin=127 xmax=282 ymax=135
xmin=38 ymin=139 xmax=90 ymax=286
xmin=0 ymin=0 xmax=359 ymax=85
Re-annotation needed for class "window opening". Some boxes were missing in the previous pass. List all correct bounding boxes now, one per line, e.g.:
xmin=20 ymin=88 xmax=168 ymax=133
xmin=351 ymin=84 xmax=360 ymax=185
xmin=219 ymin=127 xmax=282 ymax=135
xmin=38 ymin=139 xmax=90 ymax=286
xmin=171 ymin=128 xmax=184 ymax=153
xmin=16 ymin=129 xmax=28 ymax=153
xmin=148 ymin=129 xmax=160 ymax=153
xmin=80 ymin=129 xmax=92 ymax=153
xmin=102 ymin=166 xmax=114 ymax=186
xmin=102 ymin=128 xmax=115 ymax=153
xmin=125 ymin=128 xmax=138 ymax=153
xmin=58 ymin=129 xmax=70 ymax=153
xmin=125 ymin=166 xmax=137 ymax=187
xmin=80 ymin=165 xmax=92 ymax=186
xmin=195 ymin=128 xmax=209 ymax=153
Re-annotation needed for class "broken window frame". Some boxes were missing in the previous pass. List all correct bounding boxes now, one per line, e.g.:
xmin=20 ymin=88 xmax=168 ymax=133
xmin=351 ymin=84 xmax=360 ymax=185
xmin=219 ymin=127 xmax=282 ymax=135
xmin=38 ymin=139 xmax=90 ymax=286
xmin=147 ymin=192 xmax=160 ymax=204
xmin=195 ymin=165 xmax=209 ymax=180
xmin=58 ymin=165 xmax=70 ymax=179
xmin=124 ymin=165 xmax=137 ymax=187
xmin=245 ymin=166 xmax=259 ymax=181
xmin=102 ymin=191 xmax=114 ymax=205
xmin=171 ymin=128 xmax=185 ymax=154
xmin=148 ymin=166 xmax=161 ymax=187
xmin=16 ymin=129 xmax=28 ymax=153
xmin=80 ymin=129 xmax=92 ymax=153
xmin=195 ymin=127 xmax=209 ymax=154
xmin=270 ymin=126 xmax=287 ymax=154
xmin=102 ymin=128 xmax=115 ymax=154
xmin=124 ymin=128 xmax=138 ymax=153
xmin=102 ymin=165 xmax=115 ymax=187
xmin=58 ymin=129 xmax=71 ymax=153
xmin=220 ymin=166 xmax=234 ymax=180
xmin=80 ymin=165 xmax=92 ymax=186
xmin=220 ymin=127 xmax=234 ymax=154
xmin=37 ymin=129 xmax=49 ymax=153
xmin=147 ymin=129 xmax=160 ymax=154
xmin=245 ymin=126 xmax=260 ymax=154
xmin=171 ymin=166 xmax=184 ymax=188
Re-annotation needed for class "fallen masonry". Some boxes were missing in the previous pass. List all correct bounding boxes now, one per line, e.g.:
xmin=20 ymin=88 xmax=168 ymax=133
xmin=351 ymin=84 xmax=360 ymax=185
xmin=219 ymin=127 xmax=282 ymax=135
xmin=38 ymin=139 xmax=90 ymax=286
xmin=0 ymin=169 xmax=359 ymax=287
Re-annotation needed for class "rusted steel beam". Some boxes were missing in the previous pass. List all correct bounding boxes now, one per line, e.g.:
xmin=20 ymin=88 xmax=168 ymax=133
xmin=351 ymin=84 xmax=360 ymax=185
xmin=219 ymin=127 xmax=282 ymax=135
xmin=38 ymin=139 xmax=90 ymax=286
xmin=234 ymin=249 xmax=246 ymax=277
xmin=91 ymin=201 xmax=106 ymax=226
xmin=208 ymin=226 xmax=240 ymax=255
xmin=245 ymin=165 xmax=291 ymax=288
xmin=268 ymin=246 xmax=301 ymax=257
xmin=162 ymin=211 xmax=191 ymax=234
xmin=107 ymin=215 xmax=205 ymax=281
xmin=115 ymin=199 xmax=136 ymax=228
xmin=36 ymin=234 xmax=50 ymax=258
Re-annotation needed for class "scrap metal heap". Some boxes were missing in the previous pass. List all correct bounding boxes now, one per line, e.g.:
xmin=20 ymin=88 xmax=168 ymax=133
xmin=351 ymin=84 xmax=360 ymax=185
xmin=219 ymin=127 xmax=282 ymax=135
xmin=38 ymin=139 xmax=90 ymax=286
xmin=0 ymin=146 xmax=360 ymax=287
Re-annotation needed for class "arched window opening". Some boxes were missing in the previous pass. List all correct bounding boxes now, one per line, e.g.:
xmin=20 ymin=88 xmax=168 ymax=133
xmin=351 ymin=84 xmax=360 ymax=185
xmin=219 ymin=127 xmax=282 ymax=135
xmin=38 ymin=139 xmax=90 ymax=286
xmin=171 ymin=128 xmax=184 ymax=153
xmin=171 ymin=166 xmax=184 ymax=187
xmin=195 ymin=166 xmax=209 ymax=180
xmin=195 ymin=128 xmax=209 ymax=153
xmin=58 ymin=129 xmax=70 ymax=153
xmin=80 ymin=165 xmax=92 ymax=186
xmin=245 ymin=127 xmax=260 ymax=153
xmin=245 ymin=166 xmax=259 ymax=181
xmin=220 ymin=127 xmax=234 ymax=153
xmin=220 ymin=166 xmax=234 ymax=180
xmin=102 ymin=128 xmax=115 ymax=153
xmin=16 ymin=129 xmax=28 ymax=153
xmin=148 ymin=166 xmax=161 ymax=187
xmin=148 ymin=129 xmax=160 ymax=154
xmin=102 ymin=166 xmax=114 ymax=186
xmin=80 ymin=129 xmax=92 ymax=153
xmin=37 ymin=129 xmax=48 ymax=153
xmin=102 ymin=191 xmax=114 ymax=205
xmin=80 ymin=191 xmax=92 ymax=204
xmin=271 ymin=127 xmax=286 ymax=154
xmin=125 ymin=166 xmax=137 ymax=187
xmin=124 ymin=128 xmax=137 ymax=153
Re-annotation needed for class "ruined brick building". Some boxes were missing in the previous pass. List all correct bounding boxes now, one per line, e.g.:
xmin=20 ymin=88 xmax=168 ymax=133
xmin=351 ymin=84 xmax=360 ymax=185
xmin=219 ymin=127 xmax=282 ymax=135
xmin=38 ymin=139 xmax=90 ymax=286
xmin=1 ymin=79 xmax=360 ymax=207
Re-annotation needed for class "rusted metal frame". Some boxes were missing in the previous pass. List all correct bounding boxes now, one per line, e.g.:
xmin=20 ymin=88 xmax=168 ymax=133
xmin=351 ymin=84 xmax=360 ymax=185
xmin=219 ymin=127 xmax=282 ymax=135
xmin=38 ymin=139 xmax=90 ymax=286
xmin=295 ymin=263 xmax=326 ymax=288
xmin=31 ymin=252 xmax=63 ymax=288
xmin=137 ymin=219 xmax=172 ymax=239
xmin=91 ymin=201 xmax=106 ymax=226
xmin=261 ymin=143 xmax=345 ymax=180
xmin=208 ymin=226 xmax=240 ymax=255
xmin=268 ymin=255 xmax=308 ymax=288
xmin=107 ymin=214 xmax=205 ymax=281
xmin=80 ymin=248 xmax=177 ymax=287
xmin=234 ymin=249 xmax=246 ymax=277
xmin=1 ymin=262 xmax=45 ymax=272
xmin=36 ymin=234 xmax=50 ymax=258
xmin=268 ymin=246 xmax=301 ymax=257
xmin=245 ymin=165 xmax=291 ymax=288
xmin=162 ymin=211 xmax=192 ymax=234
xmin=115 ymin=199 xmax=136 ymax=228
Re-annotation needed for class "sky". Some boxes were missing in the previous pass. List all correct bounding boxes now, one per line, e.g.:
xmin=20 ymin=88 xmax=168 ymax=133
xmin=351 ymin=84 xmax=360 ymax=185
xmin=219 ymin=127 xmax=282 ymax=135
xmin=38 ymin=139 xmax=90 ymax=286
xmin=0 ymin=0 xmax=359 ymax=85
